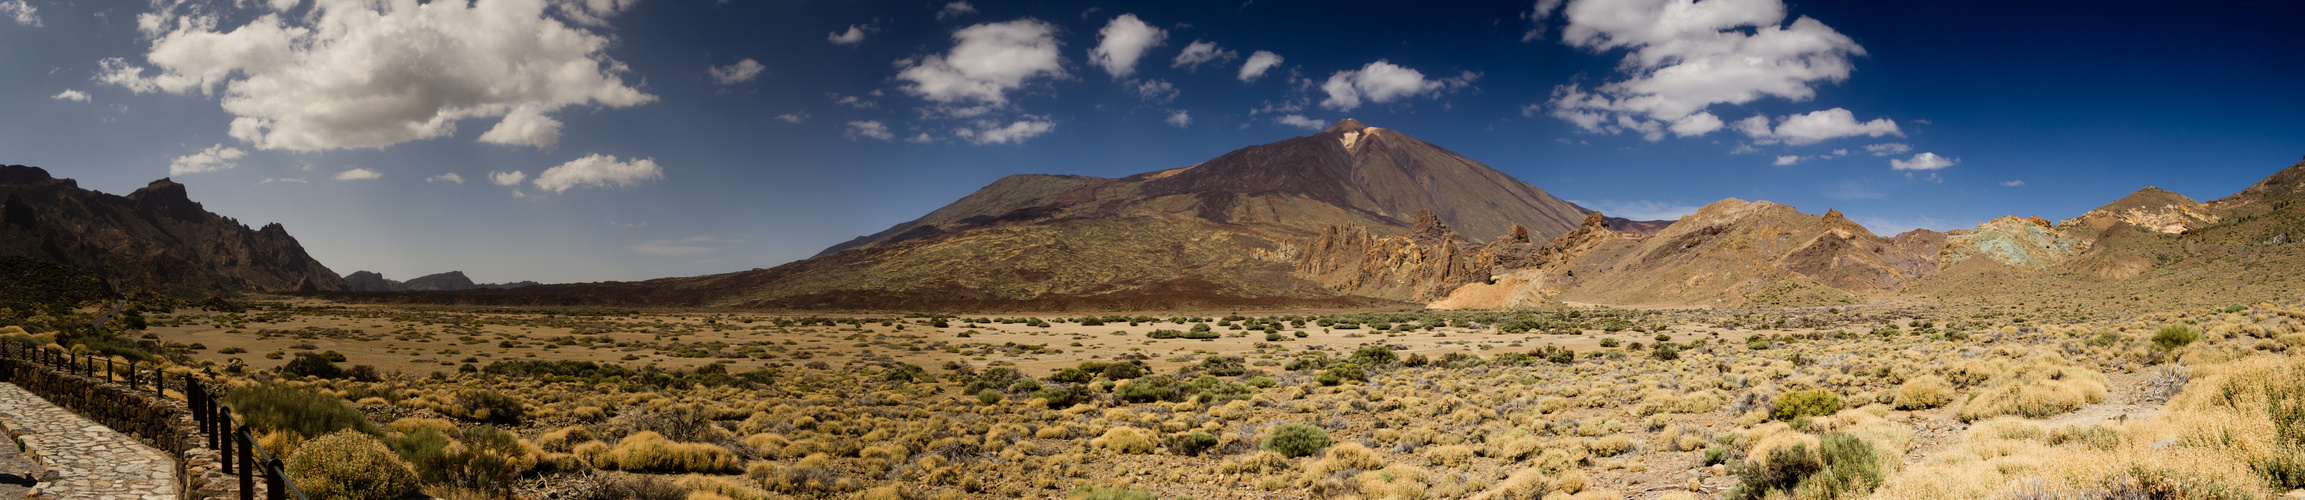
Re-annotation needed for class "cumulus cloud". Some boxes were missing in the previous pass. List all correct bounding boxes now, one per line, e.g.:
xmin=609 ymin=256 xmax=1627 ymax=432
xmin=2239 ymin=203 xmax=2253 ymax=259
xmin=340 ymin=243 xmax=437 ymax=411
xmin=1089 ymin=14 xmax=1165 ymax=79
xmin=828 ymin=25 xmax=868 ymax=45
xmin=1521 ymin=0 xmax=1566 ymax=42
xmin=259 ymin=177 xmax=306 ymax=184
xmin=896 ymin=19 xmax=1064 ymax=110
xmin=98 ymin=0 xmax=653 ymax=152
xmin=846 ymin=121 xmax=893 ymax=141
xmin=533 ymin=154 xmax=660 ymax=193
xmin=708 ymin=58 xmax=765 ymax=85
xmin=1319 ymin=61 xmax=1476 ymax=111
xmin=1732 ymin=108 xmax=1901 ymax=145
xmin=1166 ymin=110 xmax=1190 ymax=128
xmin=1171 ymin=40 xmax=1236 ymax=71
xmin=427 ymin=173 xmax=464 ymax=184
xmin=1543 ymin=0 xmax=1872 ymax=140
xmin=169 ymin=144 xmax=244 ymax=175
xmin=830 ymin=92 xmax=878 ymax=109
xmin=936 ymin=1 xmax=976 ymax=20
xmin=489 ymin=170 xmax=527 ymax=186
xmin=335 ymin=167 xmax=382 ymax=181
xmin=1864 ymin=142 xmax=1912 ymax=156
xmin=1129 ymin=79 xmax=1178 ymax=104
xmin=773 ymin=112 xmax=808 ymax=123
xmin=50 ymin=89 xmax=89 ymax=102
xmin=1238 ymin=50 xmax=1283 ymax=82
xmin=956 ymin=120 xmax=1054 ymax=145
xmin=1890 ymin=152 xmax=1957 ymax=171
xmin=1275 ymin=114 xmax=1325 ymax=130
xmin=1774 ymin=155 xmax=1802 ymax=166
xmin=2000 ymin=180 xmax=2025 ymax=187
xmin=1 ymin=0 xmax=38 ymax=27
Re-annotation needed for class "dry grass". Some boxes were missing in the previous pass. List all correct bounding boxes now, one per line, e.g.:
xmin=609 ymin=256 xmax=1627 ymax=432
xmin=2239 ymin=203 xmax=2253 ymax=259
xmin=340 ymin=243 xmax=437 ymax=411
xmin=582 ymin=431 xmax=740 ymax=473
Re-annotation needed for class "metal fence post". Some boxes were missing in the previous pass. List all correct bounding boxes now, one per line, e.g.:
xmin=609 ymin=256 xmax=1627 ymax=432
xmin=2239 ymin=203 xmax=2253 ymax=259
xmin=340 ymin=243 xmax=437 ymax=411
xmin=237 ymin=426 xmax=253 ymax=500
xmin=265 ymin=458 xmax=285 ymax=500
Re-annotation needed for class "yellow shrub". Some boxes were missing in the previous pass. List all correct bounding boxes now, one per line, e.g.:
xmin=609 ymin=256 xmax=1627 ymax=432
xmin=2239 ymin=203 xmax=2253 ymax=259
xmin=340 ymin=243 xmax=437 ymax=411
xmin=1587 ymin=435 xmax=1631 ymax=457
xmin=1221 ymin=450 xmax=1291 ymax=474
xmin=587 ymin=431 xmax=739 ymax=473
xmin=1893 ymin=375 xmax=1955 ymax=410
xmin=536 ymin=426 xmax=592 ymax=453
xmin=1424 ymin=444 xmax=1475 ymax=467
xmin=1091 ymin=426 xmax=1157 ymax=454
xmin=1553 ymin=469 xmax=1589 ymax=494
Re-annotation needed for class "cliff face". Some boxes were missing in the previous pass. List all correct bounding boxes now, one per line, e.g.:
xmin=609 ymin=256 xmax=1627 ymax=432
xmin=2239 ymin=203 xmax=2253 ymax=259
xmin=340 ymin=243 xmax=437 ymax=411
xmin=0 ymin=165 xmax=347 ymax=297
xmin=1295 ymin=210 xmax=1492 ymax=302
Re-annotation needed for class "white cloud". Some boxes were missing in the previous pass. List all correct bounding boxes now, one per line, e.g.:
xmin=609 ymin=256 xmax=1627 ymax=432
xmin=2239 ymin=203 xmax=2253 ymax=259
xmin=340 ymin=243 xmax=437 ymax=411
xmin=1667 ymin=112 xmax=1723 ymax=137
xmin=427 ymin=173 xmax=464 ymax=184
xmin=259 ymin=177 xmax=306 ymax=184
xmin=846 ymin=120 xmax=894 ymax=141
xmin=828 ymin=25 xmax=868 ymax=45
xmin=1573 ymin=200 xmax=1698 ymax=221
xmin=335 ymin=167 xmax=382 ymax=181
xmin=1728 ymin=144 xmax=1760 ymax=155
xmin=489 ymin=170 xmax=527 ymax=186
xmin=100 ymin=0 xmax=653 ymax=151
xmin=1089 ymin=14 xmax=1165 ymax=79
xmin=1 ymin=0 xmax=38 ymax=27
xmin=2000 ymin=180 xmax=2025 ymax=187
xmin=169 ymin=144 xmax=244 ymax=175
xmin=1275 ymin=114 xmax=1325 ymax=130
xmin=906 ymin=132 xmax=934 ymax=143
xmin=1734 ymin=108 xmax=1902 ymax=145
xmin=631 ymin=236 xmax=719 ymax=257
xmin=708 ymin=58 xmax=765 ymax=85
xmin=830 ymin=93 xmax=878 ymax=109
xmin=477 ymin=107 xmax=565 ymax=148
xmin=50 ymin=89 xmax=89 ymax=102
xmin=1890 ymin=152 xmax=1957 ymax=171
xmin=1171 ymin=40 xmax=1236 ymax=71
xmin=1165 ymin=110 xmax=1190 ymax=128
xmin=896 ymin=19 xmax=1065 ymax=109
xmin=1830 ymin=149 xmax=1848 ymax=156
xmin=1544 ymin=0 xmax=1872 ymax=140
xmin=956 ymin=120 xmax=1054 ymax=145
xmin=773 ymin=112 xmax=809 ymax=123
xmin=1774 ymin=155 xmax=1802 ymax=166
xmin=533 ymin=154 xmax=661 ymax=193
xmin=1863 ymin=142 xmax=1911 ymax=156
xmin=1521 ymin=0 xmax=1564 ymax=42
xmin=936 ymin=1 xmax=976 ymax=20
xmin=1129 ymin=79 xmax=1178 ymax=104
xmin=1238 ymin=50 xmax=1283 ymax=82
xmin=1319 ymin=61 xmax=1476 ymax=111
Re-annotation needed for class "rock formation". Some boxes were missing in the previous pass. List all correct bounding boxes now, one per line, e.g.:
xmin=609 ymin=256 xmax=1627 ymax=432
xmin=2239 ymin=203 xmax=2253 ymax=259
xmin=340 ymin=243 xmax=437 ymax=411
xmin=0 ymin=165 xmax=347 ymax=297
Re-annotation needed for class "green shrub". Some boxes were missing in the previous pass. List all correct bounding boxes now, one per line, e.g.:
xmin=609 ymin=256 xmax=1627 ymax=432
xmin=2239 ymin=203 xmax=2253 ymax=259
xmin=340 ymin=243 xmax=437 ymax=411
xmin=1726 ymin=433 xmax=1882 ymax=500
xmin=1262 ymin=423 xmax=1333 ymax=458
xmin=385 ymin=427 xmax=450 ymax=484
xmin=1266 ymin=333 xmax=1284 ymax=341
xmin=1117 ymin=375 xmax=1182 ymax=403
xmin=281 ymin=352 xmax=346 ymax=379
xmin=287 ymin=430 xmax=418 ymax=500
xmin=1774 ymin=389 xmax=1842 ymax=421
xmin=1245 ymin=376 xmax=1277 ymax=389
xmin=453 ymin=390 xmax=525 ymax=425
xmin=1348 ymin=346 xmax=1398 ymax=367
xmin=1598 ymin=338 xmax=1620 ymax=348
xmin=1033 ymin=385 xmax=1093 ymax=408
xmin=1747 ymin=339 xmax=1772 ymax=350
xmin=1651 ymin=344 xmax=1681 ymax=361
xmin=881 ymin=363 xmax=928 ymax=383
xmin=225 ymin=384 xmax=378 ymax=440
xmin=1164 ymin=431 xmax=1220 ymax=456
xmin=2151 ymin=324 xmax=2201 ymax=351
xmin=1048 ymin=367 xmax=1092 ymax=384
xmin=977 ymin=389 xmax=1003 ymax=405
xmin=1103 ymin=362 xmax=1146 ymax=380
xmin=1317 ymin=363 xmax=1366 ymax=386
xmin=1546 ymin=350 xmax=1575 ymax=364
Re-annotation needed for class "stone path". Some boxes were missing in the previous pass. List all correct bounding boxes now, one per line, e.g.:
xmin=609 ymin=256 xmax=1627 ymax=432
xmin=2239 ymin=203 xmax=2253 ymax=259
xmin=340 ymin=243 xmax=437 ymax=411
xmin=0 ymin=383 xmax=174 ymax=500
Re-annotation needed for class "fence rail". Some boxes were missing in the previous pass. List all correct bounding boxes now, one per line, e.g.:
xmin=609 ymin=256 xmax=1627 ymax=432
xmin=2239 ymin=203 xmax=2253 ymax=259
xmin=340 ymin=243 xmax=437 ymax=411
xmin=0 ymin=341 xmax=309 ymax=500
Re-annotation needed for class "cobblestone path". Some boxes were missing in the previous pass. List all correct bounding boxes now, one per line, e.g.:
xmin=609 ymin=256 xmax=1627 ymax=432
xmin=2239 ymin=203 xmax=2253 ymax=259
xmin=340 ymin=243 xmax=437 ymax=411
xmin=0 ymin=383 xmax=173 ymax=500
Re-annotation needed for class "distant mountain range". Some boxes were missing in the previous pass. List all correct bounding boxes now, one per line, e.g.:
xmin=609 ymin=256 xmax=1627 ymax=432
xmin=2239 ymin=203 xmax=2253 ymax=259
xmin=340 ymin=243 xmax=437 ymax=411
xmin=11 ymin=125 xmax=2302 ymax=312
xmin=345 ymin=270 xmax=538 ymax=292
xmin=0 ymin=165 xmax=347 ymax=298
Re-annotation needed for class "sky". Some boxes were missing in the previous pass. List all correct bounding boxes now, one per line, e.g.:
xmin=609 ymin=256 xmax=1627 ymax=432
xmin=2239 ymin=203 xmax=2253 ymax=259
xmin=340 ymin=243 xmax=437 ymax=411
xmin=3 ymin=0 xmax=2301 ymax=284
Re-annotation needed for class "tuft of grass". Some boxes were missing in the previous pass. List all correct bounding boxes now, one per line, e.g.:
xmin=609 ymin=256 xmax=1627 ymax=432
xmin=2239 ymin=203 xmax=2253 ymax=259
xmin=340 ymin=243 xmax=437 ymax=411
xmin=2152 ymin=323 xmax=2202 ymax=351
xmin=1774 ymin=389 xmax=1842 ymax=421
xmin=1262 ymin=423 xmax=1334 ymax=458
xmin=584 ymin=431 xmax=739 ymax=473
xmin=286 ymin=429 xmax=418 ymax=500
xmin=225 ymin=383 xmax=380 ymax=440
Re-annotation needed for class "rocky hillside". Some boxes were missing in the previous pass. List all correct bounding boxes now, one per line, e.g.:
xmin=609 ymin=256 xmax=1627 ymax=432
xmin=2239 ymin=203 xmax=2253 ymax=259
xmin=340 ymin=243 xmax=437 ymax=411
xmin=346 ymin=270 xmax=537 ymax=292
xmin=0 ymin=165 xmax=347 ymax=297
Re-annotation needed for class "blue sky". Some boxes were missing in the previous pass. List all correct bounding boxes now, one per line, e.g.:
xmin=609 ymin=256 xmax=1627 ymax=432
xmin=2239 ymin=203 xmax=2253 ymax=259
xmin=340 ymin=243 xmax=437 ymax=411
xmin=3 ymin=0 xmax=2300 ymax=284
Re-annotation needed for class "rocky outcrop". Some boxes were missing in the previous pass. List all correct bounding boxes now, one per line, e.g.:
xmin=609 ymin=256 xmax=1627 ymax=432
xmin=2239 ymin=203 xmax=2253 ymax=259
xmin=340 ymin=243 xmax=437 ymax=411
xmin=0 ymin=165 xmax=347 ymax=297
xmin=345 ymin=270 xmax=535 ymax=292
xmin=345 ymin=271 xmax=402 ymax=292
xmin=1941 ymin=215 xmax=2093 ymax=270
xmin=1297 ymin=210 xmax=1490 ymax=301
xmin=2059 ymin=187 xmax=2217 ymax=234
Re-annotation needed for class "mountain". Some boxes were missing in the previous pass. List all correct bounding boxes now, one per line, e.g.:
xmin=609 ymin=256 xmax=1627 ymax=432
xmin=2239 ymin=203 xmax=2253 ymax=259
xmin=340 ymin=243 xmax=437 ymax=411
xmin=0 ymin=165 xmax=347 ymax=297
xmin=344 ymin=270 xmax=537 ymax=292
xmin=340 ymin=119 xmax=1615 ymax=310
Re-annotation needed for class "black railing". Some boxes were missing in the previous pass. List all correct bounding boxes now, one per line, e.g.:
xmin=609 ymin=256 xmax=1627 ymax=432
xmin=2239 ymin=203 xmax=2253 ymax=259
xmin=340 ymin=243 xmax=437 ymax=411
xmin=0 ymin=341 xmax=310 ymax=500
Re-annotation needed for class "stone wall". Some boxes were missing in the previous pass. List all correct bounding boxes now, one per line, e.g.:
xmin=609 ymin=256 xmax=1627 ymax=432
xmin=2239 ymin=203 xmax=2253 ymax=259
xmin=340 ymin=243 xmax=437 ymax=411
xmin=0 ymin=354 xmax=241 ymax=499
